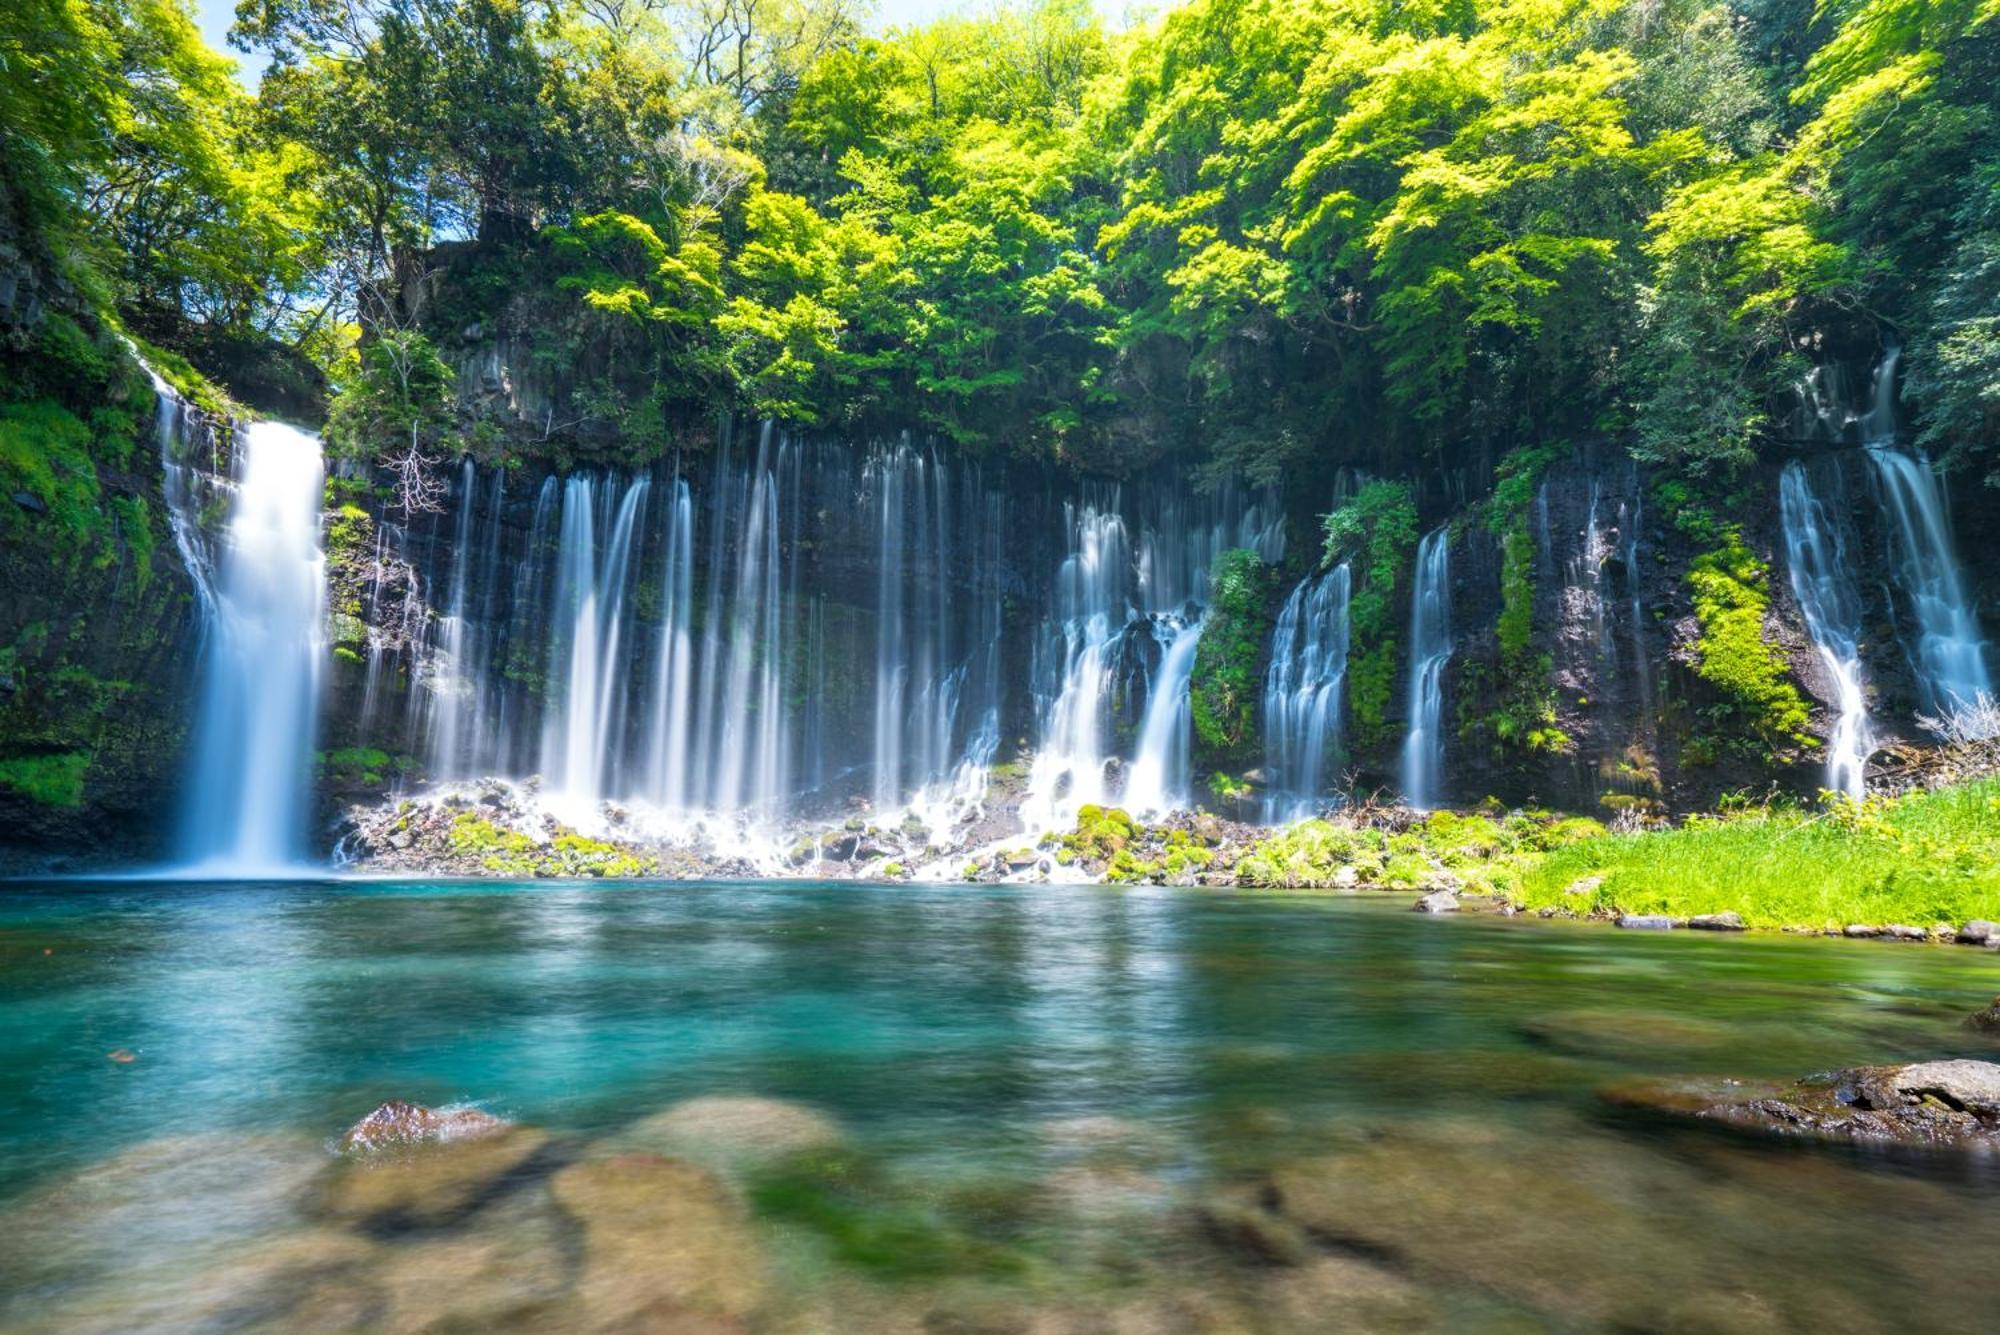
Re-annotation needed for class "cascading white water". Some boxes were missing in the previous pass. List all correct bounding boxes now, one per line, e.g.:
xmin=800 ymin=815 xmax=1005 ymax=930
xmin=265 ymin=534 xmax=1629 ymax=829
xmin=1122 ymin=614 xmax=1203 ymax=817
xmin=645 ymin=477 xmax=695 ymax=811
xmin=1859 ymin=348 xmax=1993 ymax=718
xmin=1022 ymin=482 xmax=1284 ymax=830
xmin=1780 ymin=461 xmax=1873 ymax=799
xmin=539 ymin=474 xmax=651 ymax=816
xmin=1261 ymin=564 xmax=1352 ymax=823
xmin=1399 ymin=526 xmax=1452 ymax=810
xmin=1023 ymin=496 xmax=1131 ymax=829
xmin=169 ymin=413 xmax=328 ymax=873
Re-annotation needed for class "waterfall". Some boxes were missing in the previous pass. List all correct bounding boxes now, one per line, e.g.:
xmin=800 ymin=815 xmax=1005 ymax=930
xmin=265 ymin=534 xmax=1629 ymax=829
xmin=1261 ymin=564 xmax=1352 ymax=823
xmin=645 ymin=477 xmax=696 ymax=811
xmin=1022 ymin=482 xmax=1282 ymax=829
xmin=1780 ymin=461 xmax=1873 ymax=799
xmin=1123 ymin=615 xmax=1203 ymax=817
xmin=1023 ymin=495 xmax=1131 ymax=828
xmin=166 ymin=407 xmax=328 ymax=874
xmin=1399 ymin=526 xmax=1452 ymax=810
xmin=539 ymin=474 xmax=651 ymax=816
xmin=1859 ymin=348 xmax=1992 ymax=718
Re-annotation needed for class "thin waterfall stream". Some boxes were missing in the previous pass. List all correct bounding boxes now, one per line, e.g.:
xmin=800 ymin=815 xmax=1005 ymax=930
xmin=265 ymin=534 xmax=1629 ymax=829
xmin=1399 ymin=527 xmax=1452 ymax=810
xmin=1780 ymin=461 xmax=1873 ymax=799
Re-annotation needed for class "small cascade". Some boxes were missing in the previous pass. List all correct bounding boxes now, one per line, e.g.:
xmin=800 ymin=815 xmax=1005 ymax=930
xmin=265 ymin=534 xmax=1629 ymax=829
xmin=1399 ymin=526 xmax=1452 ymax=810
xmin=1123 ymin=614 xmax=1203 ymax=817
xmin=1860 ymin=348 xmax=1993 ymax=718
xmin=166 ymin=408 xmax=328 ymax=873
xmin=423 ymin=461 xmax=507 ymax=781
xmin=1260 ymin=563 xmax=1352 ymax=823
xmin=1780 ymin=461 xmax=1873 ymax=799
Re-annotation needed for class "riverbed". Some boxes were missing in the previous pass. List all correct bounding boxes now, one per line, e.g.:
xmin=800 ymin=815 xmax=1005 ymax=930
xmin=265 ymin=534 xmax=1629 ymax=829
xmin=2 ymin=878 xmax=1996 ymax=1330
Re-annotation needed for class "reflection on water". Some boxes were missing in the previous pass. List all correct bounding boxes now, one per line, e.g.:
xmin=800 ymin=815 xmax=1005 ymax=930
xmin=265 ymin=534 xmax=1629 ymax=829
xmin=1 ymin=879 xmax=1998 ymax=1330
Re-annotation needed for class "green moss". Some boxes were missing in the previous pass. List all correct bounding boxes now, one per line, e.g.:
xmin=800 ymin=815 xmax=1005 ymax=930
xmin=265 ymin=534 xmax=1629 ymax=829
xmin=1322 ymin=481 xmax=1418 ymax=747
xmin=1685 ymin=529 xmax=1812 ymax=754
xmin=321 ymin=747 xmax=394 ymax=786
xmin=748 ymin=1151 xmax=1027 ymax=1281
xmin=0 ymin=400 xmax=105 ymax=546
xmin=1060 ymin=804 xmax=1138 ymax=862
xmin=0 ymin=752 xmax=90 ymax=807
xmin=112 ymin=495 xmax=155 ymax=593
xmin=1463 ymin=445 xmax=1569 ymax=758
xmin=1190 ymin=548 xmax=1279 ymax=762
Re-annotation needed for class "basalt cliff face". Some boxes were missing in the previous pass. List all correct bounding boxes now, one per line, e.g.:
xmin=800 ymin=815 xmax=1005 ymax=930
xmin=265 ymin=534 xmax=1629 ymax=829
xmin=3 ymin=318 xmax=1996 ymax=869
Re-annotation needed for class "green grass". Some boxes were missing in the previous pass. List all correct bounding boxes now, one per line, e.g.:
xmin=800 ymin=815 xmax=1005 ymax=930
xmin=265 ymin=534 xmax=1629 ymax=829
xmin=1509 ymin=781 xmax=2000 ymax=929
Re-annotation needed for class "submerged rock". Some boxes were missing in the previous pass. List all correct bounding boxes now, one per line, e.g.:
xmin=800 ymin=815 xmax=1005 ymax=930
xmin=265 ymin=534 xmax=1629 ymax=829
xmin=550 ymin=1153 xmax=765 ymax=1330
xmin=616 ymin=1094 xmax=844 ymax=1171
xmin=321 ymin=1124 xmax=550 ymax=1228
xmin=1616 ymin=914 xmax=1679 ymax=930
xmin=1966 ymin=996 xmax=2000 ymax=1033
xmin=1957 ymin=921 xmax=1999 ymax=946
xmin=1688 ymin=912 xmax=1747 ymax=932
xmin=1412 ymin=890 xmax=1459 ymax=914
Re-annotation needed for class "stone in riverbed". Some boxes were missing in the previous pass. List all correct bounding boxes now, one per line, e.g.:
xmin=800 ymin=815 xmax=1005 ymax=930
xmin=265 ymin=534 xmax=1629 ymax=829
xmin=614 ymin=1094 xmax=843 ymax=1172
xmin=1966 ymin=996 xmax=2000 ymax=1033
xmin=1605 ymin=1059 xmax=2000 ymax=1150
xmin=1957 ymin=920 xmax=1999 ymax=946
xmin=1880 ymin=923 xmax=1929 ymax=941
xmin=1688 ymin=912 xmax=1746 ymax=931
xmin=1412 ymin=890 xmax=1459 ymax=914
xmin=1616 ymin=914 xmax=1680 ymax=930
xmin=1842 ymin=924 xmax=1878 ymax=938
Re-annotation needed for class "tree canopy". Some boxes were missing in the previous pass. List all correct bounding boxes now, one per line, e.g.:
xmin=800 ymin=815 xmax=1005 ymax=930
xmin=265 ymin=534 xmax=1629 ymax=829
xmin=5 ymin=0 xmax=1997 ymax=481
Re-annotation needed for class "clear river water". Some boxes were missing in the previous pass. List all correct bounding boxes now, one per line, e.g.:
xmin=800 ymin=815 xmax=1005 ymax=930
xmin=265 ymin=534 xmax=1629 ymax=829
xmin=2 ymin=878 xmax=1997 ymax=1331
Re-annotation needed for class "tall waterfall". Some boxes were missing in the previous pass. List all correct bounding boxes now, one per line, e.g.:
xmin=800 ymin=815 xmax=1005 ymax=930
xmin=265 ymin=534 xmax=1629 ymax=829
xmin=160 ymin=391 xmax=328 ymax=873
xmin=1858 ymin=348 xmax=1992 ymax=718
xmin=1780 ymin=461 xmax=1873 ymax=799
xmin=1261 ymin=564 xmax=1352 ymax=823
xmin=1399 ymin=526 xmax=1452 ymax=810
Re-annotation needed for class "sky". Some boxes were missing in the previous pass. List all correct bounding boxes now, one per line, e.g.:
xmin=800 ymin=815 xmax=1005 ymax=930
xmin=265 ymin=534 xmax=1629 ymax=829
xmin=194 ymin=0 xmax=1137 ymax=88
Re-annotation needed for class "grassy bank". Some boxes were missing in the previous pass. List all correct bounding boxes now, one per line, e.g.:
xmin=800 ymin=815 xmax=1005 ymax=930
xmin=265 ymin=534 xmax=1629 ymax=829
xmin=1505 ymin=780 xmax=2000 ymax=931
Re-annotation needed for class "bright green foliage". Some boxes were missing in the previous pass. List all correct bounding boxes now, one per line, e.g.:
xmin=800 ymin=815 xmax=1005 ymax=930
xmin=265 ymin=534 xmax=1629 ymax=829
xmin=0 ymin=752 xmax=91 ymax=807
xmin=1235 ymin=808 xmax=1604 ymax=891
xmin=1321 ymin=482 xmax=1417 ymax=744
xmin=325 ymin=331 xmax=458 ymax=467
xmin=1511 ymin=780 xmax=2000 ymax=929
xmin=1189 ymin=548 xmax=1278 ymax=762
xmin=1684 ymin=529 xmax=1812 ymax=755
